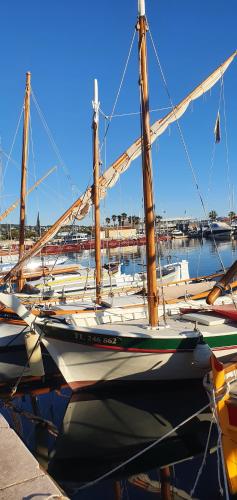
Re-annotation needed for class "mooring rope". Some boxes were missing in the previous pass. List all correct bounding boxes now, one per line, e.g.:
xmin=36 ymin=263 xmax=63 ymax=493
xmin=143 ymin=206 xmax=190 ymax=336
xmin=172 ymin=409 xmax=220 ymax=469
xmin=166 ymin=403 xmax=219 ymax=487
xmin=72 ymin=402 xmax=210 ymax=494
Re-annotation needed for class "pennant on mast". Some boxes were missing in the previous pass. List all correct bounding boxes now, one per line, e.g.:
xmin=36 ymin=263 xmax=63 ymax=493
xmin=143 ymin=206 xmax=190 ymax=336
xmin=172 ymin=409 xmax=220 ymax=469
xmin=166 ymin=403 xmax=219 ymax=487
xmin=1 ymin=50 xmax=236 ymax=283
xmin=214 ymin=111 xmax=221 ymax=143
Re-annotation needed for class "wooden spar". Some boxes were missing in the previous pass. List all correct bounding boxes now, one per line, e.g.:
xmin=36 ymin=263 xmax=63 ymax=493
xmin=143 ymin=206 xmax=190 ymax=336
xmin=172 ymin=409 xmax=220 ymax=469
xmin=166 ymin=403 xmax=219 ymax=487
xmin=206 ymin=259 xmax=237 ymax=304
xmin=160 ymin=467 xmax=172 ymax=500
xmin=1 ymin=53 xmax=236 ymax=284
xmin=113 ymin=481 xmax=121 ymax=500
xmin=0 ymin=166 xmax=56 ymax=223
xmin=18 ymin=71 xmax=31 ymax=292
xmin=138 ymin=2 xmax=158 ymax=327
xmin=92 ymin=79 xmax=101 ymax=304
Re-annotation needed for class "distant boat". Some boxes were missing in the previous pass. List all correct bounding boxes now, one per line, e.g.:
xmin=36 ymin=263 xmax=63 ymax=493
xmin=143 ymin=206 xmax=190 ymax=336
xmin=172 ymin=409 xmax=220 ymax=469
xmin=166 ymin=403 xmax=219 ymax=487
xmin=171 ymin=229 xmax=187 ymax=239
xmin=203 ymin=221 xmax=233 ymax=239
xmin=0 ymin=254 xmax=68 ymax=273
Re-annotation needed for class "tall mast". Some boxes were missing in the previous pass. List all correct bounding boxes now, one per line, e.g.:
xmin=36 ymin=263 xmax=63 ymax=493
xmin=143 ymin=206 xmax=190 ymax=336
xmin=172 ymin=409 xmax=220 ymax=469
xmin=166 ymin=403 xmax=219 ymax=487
xmin=92 ymin=79 xmax=101 ymax=304
xmin=137 ymin=0 xmax=158 ymax=327
xmin=18 ymin=71 xmax=31 ymax=292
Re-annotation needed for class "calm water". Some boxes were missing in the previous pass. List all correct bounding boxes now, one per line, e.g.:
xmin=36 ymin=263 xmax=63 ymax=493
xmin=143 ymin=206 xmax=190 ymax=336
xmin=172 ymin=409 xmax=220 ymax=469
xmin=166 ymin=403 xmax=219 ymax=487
xmin=1 ymin=236 xmax=235 ymax=499
xmin=1 ymin=381 xmax=223 ymax=499
xmin=68 ymin=237 xmax=237 ymax=278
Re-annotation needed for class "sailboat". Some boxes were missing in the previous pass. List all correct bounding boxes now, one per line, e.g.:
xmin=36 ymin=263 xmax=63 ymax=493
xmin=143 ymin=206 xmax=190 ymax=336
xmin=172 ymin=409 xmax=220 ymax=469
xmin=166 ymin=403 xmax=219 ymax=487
xmin=1 ymin=0 xmax=237 ymax=387
xmin=1 ymin=1 xmax=237 ymax=389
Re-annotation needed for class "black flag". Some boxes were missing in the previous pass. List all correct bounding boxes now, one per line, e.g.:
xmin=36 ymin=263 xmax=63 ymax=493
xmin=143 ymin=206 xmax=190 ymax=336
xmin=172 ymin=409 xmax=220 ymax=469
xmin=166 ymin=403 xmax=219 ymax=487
xmin=214 ymin=111 xmax=221 ymax=143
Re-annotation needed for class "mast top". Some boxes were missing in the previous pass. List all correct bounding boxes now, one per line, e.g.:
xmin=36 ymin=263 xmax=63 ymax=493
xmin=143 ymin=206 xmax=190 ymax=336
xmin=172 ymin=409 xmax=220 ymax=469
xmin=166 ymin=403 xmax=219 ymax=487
xmin=93 ymin=79 xmax=98 ymax=106
xmin=92 ymin=78 xmax=99 ymax=123
xmin=138 ymin=0 xmax=145 ymax=16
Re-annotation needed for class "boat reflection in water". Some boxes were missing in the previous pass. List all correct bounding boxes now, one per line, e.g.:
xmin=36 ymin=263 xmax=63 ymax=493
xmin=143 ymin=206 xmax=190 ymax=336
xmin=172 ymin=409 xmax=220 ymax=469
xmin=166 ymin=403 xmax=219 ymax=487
xmin=47 ymin=381 xmax=217 ymax=497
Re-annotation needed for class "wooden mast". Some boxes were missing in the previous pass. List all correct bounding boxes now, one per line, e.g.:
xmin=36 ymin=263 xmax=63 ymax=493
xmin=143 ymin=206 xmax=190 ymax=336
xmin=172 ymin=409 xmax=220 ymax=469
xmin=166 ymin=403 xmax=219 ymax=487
xmin=18 ymin=71 xmax=31 ymax=292
xmin=92 ymin=79 xmax=101 ymax=304
xmin=137 ymin=0 xmax=158 ymax=327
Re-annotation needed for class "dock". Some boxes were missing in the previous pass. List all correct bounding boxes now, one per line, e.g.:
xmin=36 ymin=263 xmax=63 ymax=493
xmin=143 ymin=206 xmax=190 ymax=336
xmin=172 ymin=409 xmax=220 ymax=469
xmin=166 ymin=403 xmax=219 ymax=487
xmin=0 ymin=414 xmax=67 ymax=499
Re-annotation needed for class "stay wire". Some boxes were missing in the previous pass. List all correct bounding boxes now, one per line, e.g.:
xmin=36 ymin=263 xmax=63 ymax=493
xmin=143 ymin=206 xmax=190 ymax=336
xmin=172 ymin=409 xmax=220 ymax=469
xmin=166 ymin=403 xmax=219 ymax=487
xmin=73 ymin=402 xmax=210 ymax=494
xmin=99 ymin=28 xmax=136 ymax=153
xmin=99 ymin=105 xmax=172 ymax=120
xmin=148 ymin=27 xmax=226 ymax=272
xmin=29 ymin=112 xmax=41 ymax=228
xmin=3 ymin=105 xmax=24 ymax=184
xmin=207 ymin=79 xmax=223 ymax=209
xmin=31 ymin=89 xmax=78 ymax=198
xmin=222 ymin=78 xmax=233 ymax=213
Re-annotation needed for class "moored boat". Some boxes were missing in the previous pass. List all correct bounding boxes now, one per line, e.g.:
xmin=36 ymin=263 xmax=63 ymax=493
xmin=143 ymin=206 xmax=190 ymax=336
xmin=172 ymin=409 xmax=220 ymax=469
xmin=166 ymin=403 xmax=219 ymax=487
xmin=0 ymin=1 xmax=237 ymax=392
xmin=203 ymin=222 xmax=233 ymax=239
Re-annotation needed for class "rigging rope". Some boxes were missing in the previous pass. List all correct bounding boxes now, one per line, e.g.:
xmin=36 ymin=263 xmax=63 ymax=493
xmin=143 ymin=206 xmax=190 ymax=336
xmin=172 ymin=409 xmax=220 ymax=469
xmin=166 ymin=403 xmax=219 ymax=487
xmin=73 ymin=402 xmax=210 ymax=494
xmin=222 ymin=78 xmax=233 ymax=213
xmin=29 ymin=112 xmax=40 ymax=221
xmin=99 ymin=28 xmax=136 ymax=153
xmin=31 ymin=89 xmax=78 ymax=198
xmin=3 ymin=106 xmax=24 ymax=185
xmin=148 ymin=27 xmax=226 ymax=273
xmin=99 ymin=105 xmax=172 ymax=119
xmin=207 ymin=80 xmax=223 ymax=209
xmin=190 ymin=418 xmax=214 ymax=497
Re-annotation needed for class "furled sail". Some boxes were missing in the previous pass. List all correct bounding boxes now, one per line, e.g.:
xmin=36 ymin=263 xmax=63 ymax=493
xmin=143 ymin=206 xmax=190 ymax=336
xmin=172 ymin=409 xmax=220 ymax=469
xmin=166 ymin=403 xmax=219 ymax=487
xmin=0 ymin=166 xmax=57 ymax=223
xmin=2 ymin=51 xmax=236 ymax=283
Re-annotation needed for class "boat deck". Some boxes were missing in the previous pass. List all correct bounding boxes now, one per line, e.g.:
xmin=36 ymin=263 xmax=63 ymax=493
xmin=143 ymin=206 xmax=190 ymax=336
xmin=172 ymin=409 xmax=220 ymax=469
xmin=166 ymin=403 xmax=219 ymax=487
xmin=45 ymin=312 xmax=237 ymax=339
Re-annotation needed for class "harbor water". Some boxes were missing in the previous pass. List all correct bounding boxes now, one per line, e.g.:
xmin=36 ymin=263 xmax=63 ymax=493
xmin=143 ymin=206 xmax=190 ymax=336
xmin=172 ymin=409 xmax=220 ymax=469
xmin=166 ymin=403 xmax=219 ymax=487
xmin=68 ymin=236 xmax=237 ymax=278
xmin=0 ymin=236 xmax=236 ymax=499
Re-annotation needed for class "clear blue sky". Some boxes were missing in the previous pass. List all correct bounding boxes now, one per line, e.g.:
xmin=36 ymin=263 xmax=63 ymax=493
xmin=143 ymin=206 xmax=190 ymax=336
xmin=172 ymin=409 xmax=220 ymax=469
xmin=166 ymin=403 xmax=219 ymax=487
xmin=0 ymin=0 xmax=236 ymax=225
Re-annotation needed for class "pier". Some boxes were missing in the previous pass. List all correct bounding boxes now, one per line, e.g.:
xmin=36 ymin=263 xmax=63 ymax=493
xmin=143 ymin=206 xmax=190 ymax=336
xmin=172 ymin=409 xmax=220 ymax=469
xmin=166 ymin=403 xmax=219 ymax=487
xmin=0 ymin=414 xmax=66 ymax=499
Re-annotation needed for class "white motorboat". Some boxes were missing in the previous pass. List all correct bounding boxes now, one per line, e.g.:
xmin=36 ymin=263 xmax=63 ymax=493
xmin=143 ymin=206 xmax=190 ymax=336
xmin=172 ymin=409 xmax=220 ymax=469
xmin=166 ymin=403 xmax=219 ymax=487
xmin=203 ymin=222 xmax=233 ymax=239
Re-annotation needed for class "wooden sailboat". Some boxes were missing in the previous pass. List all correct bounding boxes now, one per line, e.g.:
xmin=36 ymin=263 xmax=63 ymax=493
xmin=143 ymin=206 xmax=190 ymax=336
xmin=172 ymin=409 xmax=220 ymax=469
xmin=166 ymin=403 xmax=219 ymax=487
xmin=1 ymin=2 xmax=237 ymax=388
xmin=0 ymin=73 xmax=65 ymax=276
xmin=11 ymin=77 xmax=190 ymax=297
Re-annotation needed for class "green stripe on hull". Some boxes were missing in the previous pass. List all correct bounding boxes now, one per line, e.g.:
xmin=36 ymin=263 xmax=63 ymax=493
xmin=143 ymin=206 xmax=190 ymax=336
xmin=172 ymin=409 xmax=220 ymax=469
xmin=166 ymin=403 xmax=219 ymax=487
xmin=44 ymin=325 xmax=237 ymax=351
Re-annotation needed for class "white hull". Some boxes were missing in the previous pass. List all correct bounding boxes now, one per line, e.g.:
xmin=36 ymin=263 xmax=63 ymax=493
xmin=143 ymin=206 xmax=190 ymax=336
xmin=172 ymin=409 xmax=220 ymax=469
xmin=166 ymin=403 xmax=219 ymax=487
xmin=0 ymin=255 xmax=68 ymax=273
xmin=42 ymin=338 xmax=208 ymax=388
xmin=27 ymin=260 xmax=189 ymax=295
xmin=41 ymin=313 xmax=237 ymax=389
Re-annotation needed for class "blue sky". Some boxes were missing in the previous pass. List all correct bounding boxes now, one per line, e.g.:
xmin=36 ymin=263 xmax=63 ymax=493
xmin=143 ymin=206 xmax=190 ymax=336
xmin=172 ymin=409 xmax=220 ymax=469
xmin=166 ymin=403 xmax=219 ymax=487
xmin=0 ymin=0 xmax=236 ymax=225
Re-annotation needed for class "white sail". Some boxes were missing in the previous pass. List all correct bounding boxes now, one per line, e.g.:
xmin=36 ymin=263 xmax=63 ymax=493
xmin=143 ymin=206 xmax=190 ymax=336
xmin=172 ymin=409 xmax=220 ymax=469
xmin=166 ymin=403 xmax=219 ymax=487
xmin=2 ymin=51 xmax=236 ymax=283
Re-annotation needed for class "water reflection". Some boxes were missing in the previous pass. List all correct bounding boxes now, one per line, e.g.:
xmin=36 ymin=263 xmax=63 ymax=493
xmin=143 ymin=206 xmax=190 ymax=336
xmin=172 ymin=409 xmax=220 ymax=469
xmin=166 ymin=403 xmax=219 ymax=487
xmin=68 ymin=237 xmax=237 ymax=280
xmin=1 ymin=379 xmax=223 ymax=498
xmin=46 ymin=382 xmax=216 ymax=497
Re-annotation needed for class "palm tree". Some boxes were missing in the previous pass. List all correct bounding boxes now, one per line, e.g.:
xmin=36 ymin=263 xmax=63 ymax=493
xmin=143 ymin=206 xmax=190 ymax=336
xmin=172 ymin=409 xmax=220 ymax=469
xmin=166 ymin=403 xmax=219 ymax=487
xmin=228 ymin=211 xmax=236 ymax=223
xmin=112 ymin=214 xmax=117 ymax=226
xmin=121 ymin=212 xmax=127 ymax=226
xmin=135 ymin=216 xmax=140 ymax=226
xmin=209 ymin=210 xmax=217 ymax=221
xmin=131 ymin=215 xmax=136 ymax=226
xmin=105 ymin=217 xmax=111 ymax=226
xmin=128 ymin=215 xmax=132 ymax=225
xmin=117 ymin=215 xmax=122 ymax=227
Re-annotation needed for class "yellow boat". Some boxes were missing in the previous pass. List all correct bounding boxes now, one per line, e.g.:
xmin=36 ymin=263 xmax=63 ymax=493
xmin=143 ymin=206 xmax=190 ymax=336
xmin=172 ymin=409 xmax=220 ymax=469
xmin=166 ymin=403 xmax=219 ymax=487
xmin=211 ymin=353 xmax=237 ymax=494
